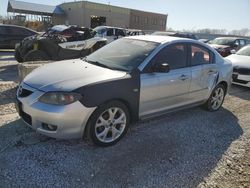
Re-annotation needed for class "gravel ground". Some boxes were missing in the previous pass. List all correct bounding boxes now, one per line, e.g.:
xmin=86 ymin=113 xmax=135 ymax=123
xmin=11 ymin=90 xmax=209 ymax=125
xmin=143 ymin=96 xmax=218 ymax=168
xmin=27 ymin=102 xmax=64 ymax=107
xmin=0 ymin=60 xmax=249 ymax=188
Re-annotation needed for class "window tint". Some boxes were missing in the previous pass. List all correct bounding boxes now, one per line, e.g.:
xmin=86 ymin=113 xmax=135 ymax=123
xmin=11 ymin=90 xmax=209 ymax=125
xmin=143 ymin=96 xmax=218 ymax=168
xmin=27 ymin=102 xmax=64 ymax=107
xmin=0 ymin=26 xmax=8 ymax=34
xmin=234 ymin=40 xmax=240 ymax=46
xmin=20 ymin=28 xmax=33 ymax=35
xmin=150 ymin=44 xmax=188 ymax=70
xmin=7 ymin=27 xmax=21 ymax=35
xmin=106 ymin=28 xmax=114 ymax=36
xmin=115 ymin=29 xmax=125 ymax=36
xmin=239 ymin=40 xmax=245 ymax=46
xmin=191 ymin=44 xmax=211 ymax=66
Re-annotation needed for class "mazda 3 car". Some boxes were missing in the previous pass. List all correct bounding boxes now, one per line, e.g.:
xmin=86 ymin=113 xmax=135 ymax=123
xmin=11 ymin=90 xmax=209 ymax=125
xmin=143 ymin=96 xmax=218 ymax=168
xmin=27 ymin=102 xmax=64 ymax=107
xmin=16 ymin=36 xmax=232 ymax=146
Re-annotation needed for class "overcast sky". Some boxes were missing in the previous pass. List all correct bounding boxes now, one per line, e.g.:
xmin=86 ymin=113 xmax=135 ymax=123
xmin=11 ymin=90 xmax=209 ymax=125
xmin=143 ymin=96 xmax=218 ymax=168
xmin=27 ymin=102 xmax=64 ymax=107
xmin=1 ymin=0 xmax=250 ymax=31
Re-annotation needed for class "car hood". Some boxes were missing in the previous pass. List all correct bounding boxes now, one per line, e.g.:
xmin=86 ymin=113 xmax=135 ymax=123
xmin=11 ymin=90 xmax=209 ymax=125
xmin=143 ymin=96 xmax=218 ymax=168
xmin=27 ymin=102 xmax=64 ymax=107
xmin=225 ymin=54 xmax=250 ymax=68
xmin=23 ymin=59 xmax=127 ymax=92
xmin=209 ymin=44 xmax=229 ymax=49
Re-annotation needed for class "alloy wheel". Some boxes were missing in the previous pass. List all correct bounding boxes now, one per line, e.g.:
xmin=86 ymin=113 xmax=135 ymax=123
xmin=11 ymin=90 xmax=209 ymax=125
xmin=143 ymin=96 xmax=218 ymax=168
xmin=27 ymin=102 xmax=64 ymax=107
xmin=95 ymin=107 xmax=127 ymax=143
xmin=211 ymin=87 xmax=225 ymax=110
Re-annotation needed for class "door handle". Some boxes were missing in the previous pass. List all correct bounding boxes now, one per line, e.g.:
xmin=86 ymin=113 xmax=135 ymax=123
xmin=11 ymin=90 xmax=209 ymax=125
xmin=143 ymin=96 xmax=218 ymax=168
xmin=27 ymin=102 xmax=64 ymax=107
xmin=179 ymin=74 xmax=189 ymax=81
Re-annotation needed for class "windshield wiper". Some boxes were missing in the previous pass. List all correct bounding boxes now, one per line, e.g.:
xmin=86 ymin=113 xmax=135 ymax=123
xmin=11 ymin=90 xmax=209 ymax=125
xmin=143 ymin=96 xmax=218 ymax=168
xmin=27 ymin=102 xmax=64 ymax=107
xmin=83 ymin=58 xmax=113 ymax=69
xmin=81 ymin=57 xmax=127 ymax=72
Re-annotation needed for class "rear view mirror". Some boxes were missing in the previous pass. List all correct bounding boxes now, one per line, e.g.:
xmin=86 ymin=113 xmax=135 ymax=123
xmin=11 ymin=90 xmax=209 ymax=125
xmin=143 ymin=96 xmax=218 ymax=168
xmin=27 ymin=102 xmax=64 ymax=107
xmin=153 ymin=63 xmax=170 ymax=73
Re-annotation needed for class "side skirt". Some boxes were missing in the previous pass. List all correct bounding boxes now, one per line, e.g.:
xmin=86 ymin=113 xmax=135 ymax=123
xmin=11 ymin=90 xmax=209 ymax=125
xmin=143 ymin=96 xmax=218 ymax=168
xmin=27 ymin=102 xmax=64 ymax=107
xmin=139 ymin=100 xmax=206 ymax=121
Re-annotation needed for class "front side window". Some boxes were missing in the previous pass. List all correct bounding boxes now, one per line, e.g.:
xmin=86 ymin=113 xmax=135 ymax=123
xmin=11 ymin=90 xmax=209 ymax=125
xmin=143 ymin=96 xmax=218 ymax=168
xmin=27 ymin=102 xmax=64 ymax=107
xmin=115 ymin=29 xmax=125 ymax=37
xmin=234 ymin=40 xmax=240 ymax=46
xmin=239 ymin=40 xmax=246 ymax=46
xmin=86 ymin=38 xmax=159 ymax=71
xmin=148 ymin=43 xmax=188 ymax=71
xmin=191 ymin=44 xmax=211 ymax=66
xmin=106 ymin=28 xmax=114 ymax=36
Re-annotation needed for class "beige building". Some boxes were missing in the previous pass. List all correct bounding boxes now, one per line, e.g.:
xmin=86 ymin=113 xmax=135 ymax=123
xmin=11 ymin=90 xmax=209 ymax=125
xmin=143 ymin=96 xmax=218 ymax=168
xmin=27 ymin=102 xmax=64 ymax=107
xmin=58 ymin=1 xmax=167 ymax=31
xmin=7 ymin=0 xmax=167 ymax=31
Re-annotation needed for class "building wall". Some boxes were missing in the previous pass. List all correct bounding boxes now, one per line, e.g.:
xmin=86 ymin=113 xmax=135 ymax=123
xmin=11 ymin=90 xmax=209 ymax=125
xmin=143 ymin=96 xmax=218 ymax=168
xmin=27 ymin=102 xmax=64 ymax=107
xmin=59 ymin=1 xmax=167 ymax=30
xmin=129 ymin=9 xmax=167 ymax=31
xmin=51 ymin=15 xmax=66 ymax=25
xmin=59 ymin=1 xmax=130 ymax=28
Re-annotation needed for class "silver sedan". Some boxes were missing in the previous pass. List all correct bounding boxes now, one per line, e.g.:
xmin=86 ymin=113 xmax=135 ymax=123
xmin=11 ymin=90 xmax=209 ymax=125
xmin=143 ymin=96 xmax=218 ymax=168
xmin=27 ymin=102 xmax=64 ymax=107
xmin=16 ymin=36 xmax=233 ymax=146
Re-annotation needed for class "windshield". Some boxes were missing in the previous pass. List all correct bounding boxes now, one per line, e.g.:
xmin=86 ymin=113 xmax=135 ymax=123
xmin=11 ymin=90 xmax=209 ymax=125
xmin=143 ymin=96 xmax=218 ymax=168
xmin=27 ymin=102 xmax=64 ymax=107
xmin=236 ymin=45 xmax=250 ymax=56
xmin=209 ymin=38 xmax=235 ymax=45
xmin=94 ymin=27 xmax=106 ymax=36
xmin=85 ymin=38 xmax=159 ymax=71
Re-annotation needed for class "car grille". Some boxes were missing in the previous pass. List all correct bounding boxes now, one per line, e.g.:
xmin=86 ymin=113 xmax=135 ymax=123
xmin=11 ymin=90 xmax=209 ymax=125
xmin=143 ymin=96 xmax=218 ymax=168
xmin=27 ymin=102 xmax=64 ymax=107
xmin=233 ymin=67 xmax=250 ymax=75
xmin=18 ymin=87 xmax=33 ymax=98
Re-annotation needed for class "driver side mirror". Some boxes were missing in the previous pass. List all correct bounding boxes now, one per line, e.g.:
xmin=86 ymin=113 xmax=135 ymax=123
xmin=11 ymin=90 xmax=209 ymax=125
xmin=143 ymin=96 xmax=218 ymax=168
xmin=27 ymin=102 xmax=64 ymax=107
xmin=152 ymin=63 xmax=170 ymax=73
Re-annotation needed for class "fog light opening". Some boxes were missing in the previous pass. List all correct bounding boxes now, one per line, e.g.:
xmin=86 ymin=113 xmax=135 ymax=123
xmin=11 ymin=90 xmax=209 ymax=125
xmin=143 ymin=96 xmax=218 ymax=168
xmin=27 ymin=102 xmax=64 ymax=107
xmin=42 ymin=123 xmax=57 ymax=131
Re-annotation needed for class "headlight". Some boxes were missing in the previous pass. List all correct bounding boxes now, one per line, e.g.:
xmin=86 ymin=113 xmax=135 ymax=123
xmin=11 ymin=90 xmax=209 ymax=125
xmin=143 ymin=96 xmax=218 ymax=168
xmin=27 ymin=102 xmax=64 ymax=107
xmin=38 ymin=92 xmax=82 ymax=105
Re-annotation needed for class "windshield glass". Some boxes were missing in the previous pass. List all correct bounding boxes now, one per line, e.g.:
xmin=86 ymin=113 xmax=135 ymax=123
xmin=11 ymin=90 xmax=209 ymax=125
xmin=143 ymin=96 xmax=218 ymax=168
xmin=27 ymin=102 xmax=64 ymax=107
xmin=208 ymin=38 xmax=235 ymax=45
xmin=85 ymin=38 xmax=159 ymax=71
xmin=236 ymin=45 xmax=250 ymax=56
xmin=94 ymin=27 xmax=106 ymax=36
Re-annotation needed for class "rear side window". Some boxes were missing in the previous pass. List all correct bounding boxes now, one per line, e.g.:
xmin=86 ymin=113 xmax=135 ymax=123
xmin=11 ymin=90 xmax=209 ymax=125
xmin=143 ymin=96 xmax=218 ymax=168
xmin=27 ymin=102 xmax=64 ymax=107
xmin=191 ymin=44 xmax=212 ymax=66
xmin=0 ymin=26 xmax=8 ymax=34
xmin=115 ymin=29 xmax=125 ymax=36
xmin=150 ymin=43 xmax=188 ymax=70
xmin=20 ymin=28 xmax=34 ymax=35
xmin=8 ymin=27 xmax=21 ymax=35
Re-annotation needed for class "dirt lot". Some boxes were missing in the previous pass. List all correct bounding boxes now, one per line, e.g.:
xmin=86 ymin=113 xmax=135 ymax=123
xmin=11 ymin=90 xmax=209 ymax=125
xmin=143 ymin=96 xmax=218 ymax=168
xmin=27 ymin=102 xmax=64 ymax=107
xmin=0 ymin=56 xmax=249 ymax=188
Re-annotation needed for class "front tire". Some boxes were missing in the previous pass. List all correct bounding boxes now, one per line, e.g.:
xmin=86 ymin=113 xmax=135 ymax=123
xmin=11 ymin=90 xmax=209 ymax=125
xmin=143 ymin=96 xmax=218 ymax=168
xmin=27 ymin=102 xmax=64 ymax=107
xmin=86 ymin=101 xmax=130 ymax=147
xmin=204 ymin=84 xmax=226 ymax=111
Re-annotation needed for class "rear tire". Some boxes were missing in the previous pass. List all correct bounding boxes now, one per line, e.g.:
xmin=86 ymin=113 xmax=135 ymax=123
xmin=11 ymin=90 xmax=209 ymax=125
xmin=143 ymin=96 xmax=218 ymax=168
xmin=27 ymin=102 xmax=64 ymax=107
xmin=24 ymin=50 xmax=50 ymax=62
xmin=85 ymin=101 xmax=130 ymax=147
xmin=204 ymin=84 xmax=226 ymax=111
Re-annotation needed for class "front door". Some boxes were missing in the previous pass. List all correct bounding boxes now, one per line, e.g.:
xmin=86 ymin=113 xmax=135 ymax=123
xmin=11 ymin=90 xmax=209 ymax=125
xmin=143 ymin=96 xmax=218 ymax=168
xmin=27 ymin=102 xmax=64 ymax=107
xmin=139 ymin=43 xmax=191 ymax=117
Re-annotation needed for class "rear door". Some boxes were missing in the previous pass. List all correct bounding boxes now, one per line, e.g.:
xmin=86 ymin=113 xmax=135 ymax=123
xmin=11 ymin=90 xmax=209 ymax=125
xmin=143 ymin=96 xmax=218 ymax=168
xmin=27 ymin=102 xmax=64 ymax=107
xmin=189 ymin=43 xmax=217 ymax=102
xmin=139 ymin=43 xmax=191 ymax=117
xmin=0 ymin=26 xmax=9 ymax=48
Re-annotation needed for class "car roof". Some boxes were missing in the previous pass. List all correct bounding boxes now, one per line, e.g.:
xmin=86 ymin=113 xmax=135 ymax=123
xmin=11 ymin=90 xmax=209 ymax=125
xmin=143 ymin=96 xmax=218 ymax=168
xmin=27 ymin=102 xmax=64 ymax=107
xmin=0 ymin=24 xmax=38 ymax=33
xmin=125 ymin=35 xmax=192 ymax=44
xmin=94 ymin=26 xmax=124 ymax=30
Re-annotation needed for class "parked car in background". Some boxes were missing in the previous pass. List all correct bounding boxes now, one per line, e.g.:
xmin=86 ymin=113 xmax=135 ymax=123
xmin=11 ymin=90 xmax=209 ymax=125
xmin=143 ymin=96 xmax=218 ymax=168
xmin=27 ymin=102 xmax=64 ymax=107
xmin=225 ymin=45 xmax=250 ymax=87
xmin=15 ymin=25 xmax=107 ymax=62
xmin=94 ymin=26 xmax=126 ymax=43
xmin=151 ymin=31 xmax=199 ymax=40
xmin=126 ymin=29 xmax=145 ymax=36
xmin=208 ymin=37 xmax=250 ymax=57
xmin=199 ymin=39 xmax=210 ymax=43
xmin=16 ymin=36 xmax=232 ymax=146
xmin=0 ymin=24 xmax=38 ymax=49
